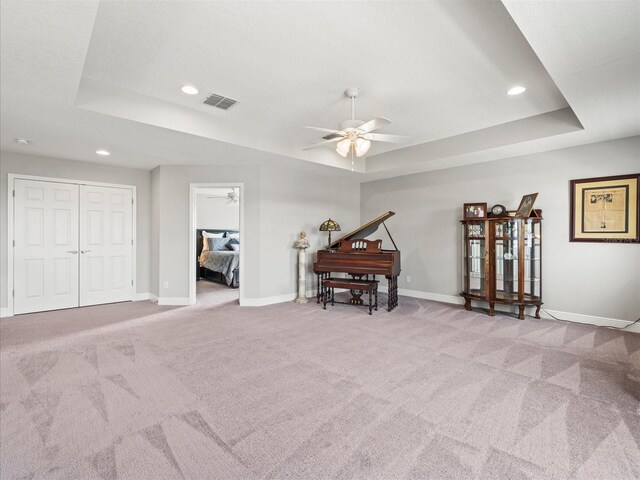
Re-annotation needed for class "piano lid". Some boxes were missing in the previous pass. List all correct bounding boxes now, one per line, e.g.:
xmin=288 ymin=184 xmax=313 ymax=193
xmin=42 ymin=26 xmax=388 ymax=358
xmin=326 ymin=211 xmax=397 ymax=250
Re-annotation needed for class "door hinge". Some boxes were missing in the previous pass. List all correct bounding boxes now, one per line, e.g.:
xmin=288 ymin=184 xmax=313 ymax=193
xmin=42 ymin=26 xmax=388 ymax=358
xmin=12 ymin=240 xmax=15 ymax=247
xmin=12 ymin=190 xmax=15 ymax=197
xmin=131 ymin=279 xmax=134 ymax=286
xmin=131 ymin=239 xmax=133 ymax=245
xmin=12 ymin=290 xmax=15 ymax=297
xmin=131 ymin=198 xmax=134 ymax=205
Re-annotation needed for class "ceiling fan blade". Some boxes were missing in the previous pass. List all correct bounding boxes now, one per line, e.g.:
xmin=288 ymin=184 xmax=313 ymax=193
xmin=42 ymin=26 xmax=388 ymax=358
xmin=304 ymin=126 xmax=347 ymax=136
xmin=322 ymin=133 xmax=342 ymax=140
xmin=302 ymin=137 xmax=344 ymax=150
xmin=357 ymin=117 xmax=391 ymax=133
xmin=362 ymin=133 xmax=411 ymax=143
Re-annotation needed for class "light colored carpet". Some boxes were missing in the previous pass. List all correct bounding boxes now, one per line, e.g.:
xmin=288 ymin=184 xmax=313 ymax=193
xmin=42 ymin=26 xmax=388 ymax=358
xmin=1 ymin=288 xmax=638 ymax=480
xmin=195 ymin=278 xmax=240 ymax=307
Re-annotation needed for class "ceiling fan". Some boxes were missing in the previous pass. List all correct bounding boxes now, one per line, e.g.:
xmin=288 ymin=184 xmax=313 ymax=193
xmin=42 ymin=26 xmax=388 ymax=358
xmin=303 ymin=87 xmax=409 ymax=162
xmin=206 ymin=188 xmax=239 ymax=205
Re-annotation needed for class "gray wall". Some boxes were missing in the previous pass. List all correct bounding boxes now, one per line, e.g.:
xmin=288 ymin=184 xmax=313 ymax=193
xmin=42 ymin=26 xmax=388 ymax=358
xmin=0 ymin=151 xmax=152 ymax=308
xmin=1 ymin=152 xmax=359 ymax=310
xmin=5 ymin=137 xmax=636 ymax=319
xmin=259 ymin=166 xmax=360 ymax=298
xmin=153 ymin=164 xmax=360 ymax=301
xmin=154 ymin=164 xmax=261 ymax=300
xmin=361 ymin=136 xmax=640 ymax=322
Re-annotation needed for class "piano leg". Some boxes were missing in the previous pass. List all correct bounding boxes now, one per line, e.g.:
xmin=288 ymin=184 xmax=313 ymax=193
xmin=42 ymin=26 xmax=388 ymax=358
xmin=386 ymin=275 xmax=399 ymax=311
xmin=374 ymin=283 xmax=379 ymax=311
xmin=317 ymin=272 xmax=329 ymax=304
xmin=393 ymin=275 xmax=398 ymax=310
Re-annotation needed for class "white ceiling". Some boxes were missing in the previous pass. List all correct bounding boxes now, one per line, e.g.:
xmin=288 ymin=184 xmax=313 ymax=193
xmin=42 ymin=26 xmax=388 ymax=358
xmin=1 ymin=1 xmax=638 ymax=179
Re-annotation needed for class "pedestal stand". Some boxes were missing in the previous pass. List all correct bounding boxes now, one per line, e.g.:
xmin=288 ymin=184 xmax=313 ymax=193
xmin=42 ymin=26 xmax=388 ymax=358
xmin=294 ymin=231 xmax=310 ymax=304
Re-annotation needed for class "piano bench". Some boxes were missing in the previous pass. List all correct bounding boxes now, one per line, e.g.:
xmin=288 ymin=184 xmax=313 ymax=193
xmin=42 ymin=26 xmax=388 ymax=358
xmin=322 ymin=278 xmax=379 ymax=315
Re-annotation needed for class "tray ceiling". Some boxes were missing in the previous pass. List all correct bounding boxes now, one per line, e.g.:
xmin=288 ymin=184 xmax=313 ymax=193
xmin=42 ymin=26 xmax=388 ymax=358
xmin=1 ymin=1 xmax=638 ymax=177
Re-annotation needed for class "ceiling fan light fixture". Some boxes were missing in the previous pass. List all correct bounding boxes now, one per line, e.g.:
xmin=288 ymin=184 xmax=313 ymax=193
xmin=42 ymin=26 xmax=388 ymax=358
xmin=305 ymin=87 xmax=407 ymax=163
xmin=226 ymin=188 xmax=240 ymax=204
xmin=355 ymin=138 xmax=371 ymax=157
xmin=336 ymin=138 xmax=351 ymax=157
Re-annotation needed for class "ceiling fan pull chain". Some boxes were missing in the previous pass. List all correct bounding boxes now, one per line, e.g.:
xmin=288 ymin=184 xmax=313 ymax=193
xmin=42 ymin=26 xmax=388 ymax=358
xmin=351 ymin=146 xmax=354 ymax=172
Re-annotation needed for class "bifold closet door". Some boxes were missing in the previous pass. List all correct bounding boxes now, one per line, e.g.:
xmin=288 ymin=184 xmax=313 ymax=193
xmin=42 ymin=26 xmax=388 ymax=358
xmin=14 ymin=180 xmax=80 ymax=314
xmin=79 ymin=185 xmax=133 ymax=306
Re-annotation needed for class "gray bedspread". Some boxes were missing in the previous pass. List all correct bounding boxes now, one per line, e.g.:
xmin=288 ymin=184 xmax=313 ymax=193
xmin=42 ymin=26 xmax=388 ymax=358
xmin=199 ymin=250 xmax=239 ymax=285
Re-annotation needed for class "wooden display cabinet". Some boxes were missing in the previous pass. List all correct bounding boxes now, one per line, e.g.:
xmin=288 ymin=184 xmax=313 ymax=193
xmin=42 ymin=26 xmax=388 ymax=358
xmin=460 ymin=215 xmax=542 ymax=319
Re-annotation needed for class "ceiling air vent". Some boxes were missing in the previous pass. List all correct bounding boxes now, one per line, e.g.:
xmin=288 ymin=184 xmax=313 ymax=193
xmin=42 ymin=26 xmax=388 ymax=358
xmin=203 ymin=93 xmax=237 ymax=110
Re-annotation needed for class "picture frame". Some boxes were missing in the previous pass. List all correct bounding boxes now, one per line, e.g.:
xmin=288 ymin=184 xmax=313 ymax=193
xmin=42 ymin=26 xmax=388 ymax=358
xmin=570 ymin=174 xmax=639 ymax=243
xmin=463 ymin=202 xmax=487 ymax=220
xmin=514 ymin=193 xmax=539 ymax=219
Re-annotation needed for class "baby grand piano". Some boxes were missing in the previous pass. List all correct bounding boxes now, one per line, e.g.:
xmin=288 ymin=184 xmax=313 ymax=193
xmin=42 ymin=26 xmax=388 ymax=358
xmin=313 ymin=211 xmax=401 ymax=311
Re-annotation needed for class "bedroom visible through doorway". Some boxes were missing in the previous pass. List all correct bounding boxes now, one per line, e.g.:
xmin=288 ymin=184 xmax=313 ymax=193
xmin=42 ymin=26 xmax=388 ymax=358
xmin=194 ymin=186 xmax=241 ymax=306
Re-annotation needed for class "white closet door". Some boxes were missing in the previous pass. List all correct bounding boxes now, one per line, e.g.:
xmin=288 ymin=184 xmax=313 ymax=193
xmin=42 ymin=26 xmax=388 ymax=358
xmin=14 ymin=180 xmax=80 ymax=314
xmin=79 ymin=185 xmax=133 ymax=306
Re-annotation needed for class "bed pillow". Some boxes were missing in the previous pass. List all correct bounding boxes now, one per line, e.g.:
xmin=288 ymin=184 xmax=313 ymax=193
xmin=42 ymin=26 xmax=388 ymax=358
xmin=226 ymin=238 xmax=240 ymax=251
xmin=226 ymin=232 xmax=240 ymax=240
xmin=202 ymin=231 xmax=224 ymax=251
xmin=209 ymin=237 xmax=229 ymax=252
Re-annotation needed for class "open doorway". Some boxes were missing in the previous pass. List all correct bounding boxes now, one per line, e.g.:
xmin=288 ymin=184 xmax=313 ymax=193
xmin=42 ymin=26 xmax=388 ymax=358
xmin=189 ymin=184 xmax=243 ymax=306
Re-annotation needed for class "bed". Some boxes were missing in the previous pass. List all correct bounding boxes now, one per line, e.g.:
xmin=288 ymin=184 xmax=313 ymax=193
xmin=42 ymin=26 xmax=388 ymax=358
xmin=196 ymin=229 xmax=240 ymax=288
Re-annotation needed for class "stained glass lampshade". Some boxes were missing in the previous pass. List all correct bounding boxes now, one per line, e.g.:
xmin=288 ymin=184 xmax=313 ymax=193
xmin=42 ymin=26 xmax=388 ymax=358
xmin=319 ymin=218 xmax=341 ymax=246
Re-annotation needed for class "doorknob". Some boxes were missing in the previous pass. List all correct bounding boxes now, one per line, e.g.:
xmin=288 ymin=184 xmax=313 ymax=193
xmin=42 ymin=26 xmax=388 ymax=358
xmin=81 ymin=250 xmax=92 ymax=254
xmin=66 ymin=250 xmax=78 ymax=254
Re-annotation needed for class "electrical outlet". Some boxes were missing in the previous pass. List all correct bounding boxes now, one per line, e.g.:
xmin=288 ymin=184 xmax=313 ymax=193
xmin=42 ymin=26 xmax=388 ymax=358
xmin=406 ymin=275 xmax=411 ymax=283
xmin=163 ymin=281 xmax=169 ymax=289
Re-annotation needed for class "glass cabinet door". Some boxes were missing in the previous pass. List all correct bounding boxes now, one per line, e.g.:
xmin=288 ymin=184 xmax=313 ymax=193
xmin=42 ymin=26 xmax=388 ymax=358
xmin=524 ymin=220 xmax=542 ymax=298
xmin=463 ymin=222 xmax=486 ymax=296
xmin=494 ymin=220 xmax=519 ymax=300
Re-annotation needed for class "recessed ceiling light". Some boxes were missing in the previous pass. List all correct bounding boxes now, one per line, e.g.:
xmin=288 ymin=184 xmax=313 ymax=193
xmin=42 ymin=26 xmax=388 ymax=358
xmin=96 ymin=149 xmax=110 ymax=156
xmin=181 ymin=85 xmax=199 ymax=95
xmin=15 ymin=138 xmax=31 ymax=145
xmin=507 ymin=86 xmax=526 ymax=96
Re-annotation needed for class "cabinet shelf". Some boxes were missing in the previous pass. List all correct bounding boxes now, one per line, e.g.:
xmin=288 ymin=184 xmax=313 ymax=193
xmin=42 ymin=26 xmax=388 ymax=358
xmin=496 ymin=278 xmax=541 ymax=282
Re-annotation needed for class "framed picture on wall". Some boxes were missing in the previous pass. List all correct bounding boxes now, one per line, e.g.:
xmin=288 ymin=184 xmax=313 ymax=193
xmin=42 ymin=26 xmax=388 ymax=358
xmin=570 ymin=173 xmax=639 ymax=243
xmin=463 ymin=202 xmax=487 ymax=220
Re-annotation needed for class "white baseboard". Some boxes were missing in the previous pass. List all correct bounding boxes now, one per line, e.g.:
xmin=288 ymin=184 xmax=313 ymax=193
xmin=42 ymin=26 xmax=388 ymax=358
xmin=0 ymin=307 xmax=11 ymax=318
xmin=379 ymin=285 xmax=637 ymax=331
xmin=539 ymin=309 xmax=636 ymax=330
xmin=241 ymin=289 xmax=317 ymax=307
xmin=157 ymin=296 xmax=193 ymax=306
xmin=381 ymin=285 xmax=465 ymax=306
xmin=134 ymin=292 xmax=151 ymax=301
xmin=625 ymin=322 xmax=640 ymax=333
xmin=242 ymin=293 xmax=296 ymax=307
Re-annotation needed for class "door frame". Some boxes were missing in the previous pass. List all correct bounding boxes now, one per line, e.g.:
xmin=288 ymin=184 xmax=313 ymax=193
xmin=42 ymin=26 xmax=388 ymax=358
xmin=189 ymin=182 xmax=245 ymax=306
xmin=6 ymin=173 xmax=137 ymax=317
